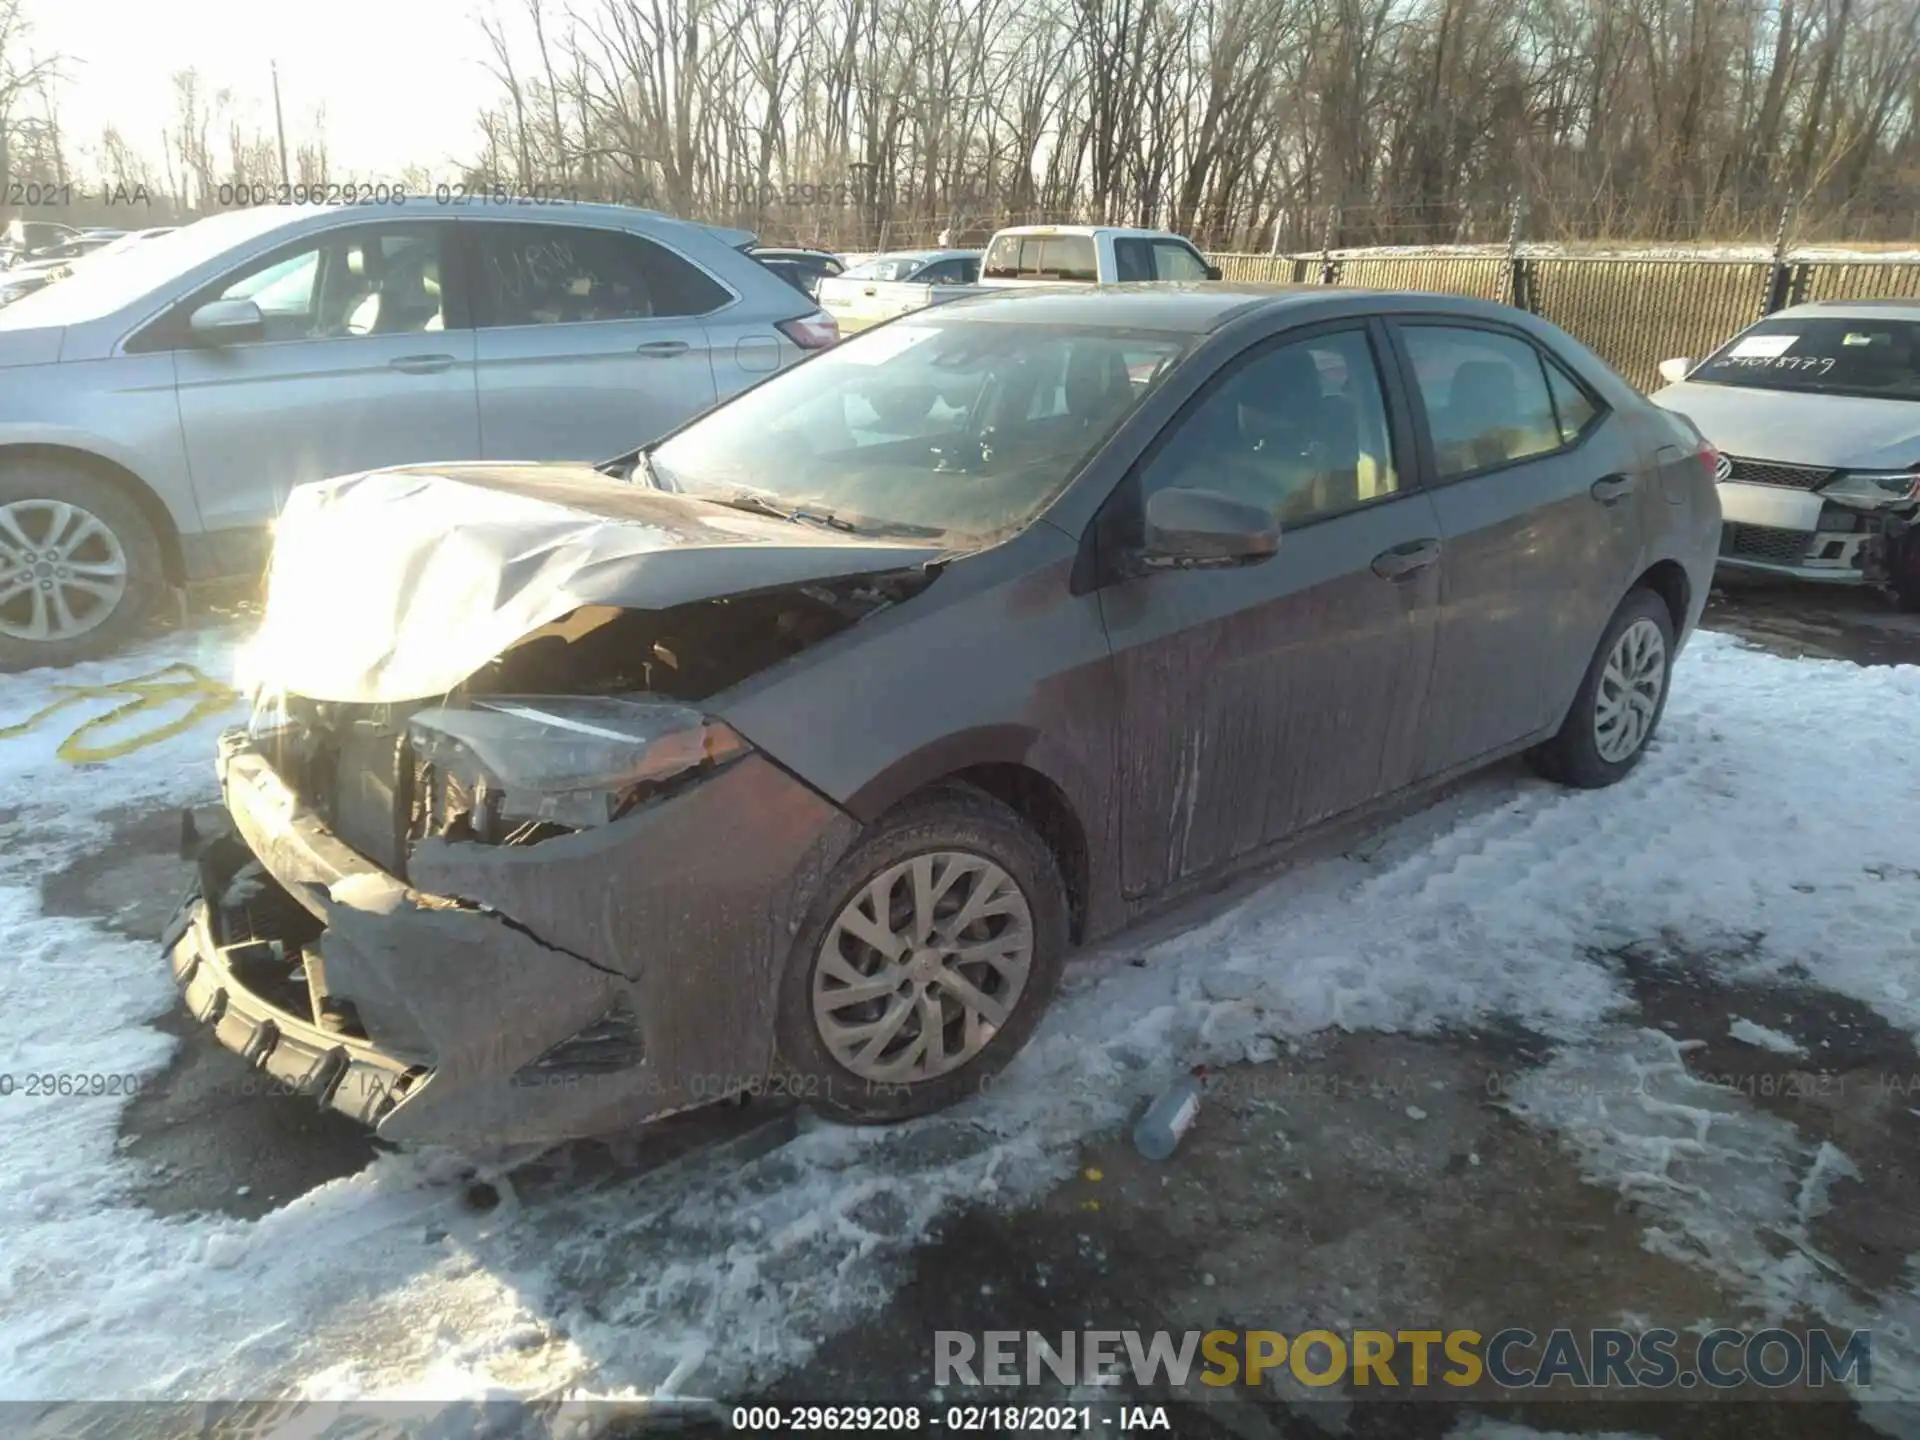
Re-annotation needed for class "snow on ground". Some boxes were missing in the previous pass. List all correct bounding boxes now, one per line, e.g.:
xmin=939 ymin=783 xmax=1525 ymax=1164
xmin=0 ymin=626 xmax=1917 ymax=1412
xmin=1729 ymin=1016 xmax=1809 ymax=1055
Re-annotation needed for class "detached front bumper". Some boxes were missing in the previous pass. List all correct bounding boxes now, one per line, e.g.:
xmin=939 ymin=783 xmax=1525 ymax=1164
xmin=164 ymin=728 xmax=859 ymax=1148
xmin=1716 ymin=479 xmax=1917 ymax=585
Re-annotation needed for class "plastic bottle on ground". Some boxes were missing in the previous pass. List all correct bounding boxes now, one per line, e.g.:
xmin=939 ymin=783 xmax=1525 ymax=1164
xmin=1133 ymin=1066 xmax=1208 ymax=1160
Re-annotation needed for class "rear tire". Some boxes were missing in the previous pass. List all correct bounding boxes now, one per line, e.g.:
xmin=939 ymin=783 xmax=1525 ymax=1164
xmin=1528 ymin=587 xmax=1676 ymax=789
xmin=772 ymin=784 xmax=1069 ymax=1124
xmin=0 ymin=461 xmax=167 ymax=672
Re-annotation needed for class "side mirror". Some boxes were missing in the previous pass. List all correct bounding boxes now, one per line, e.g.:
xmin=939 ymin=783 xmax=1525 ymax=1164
xmin=189 ymin=297 xmax=265 ymax=345
xmin=1656 ymin=356 xmax=1694 ymax=386
xmin=1204 ymin=264 xmax=1223 ymax=281
xmin=1141 ymin=486 xmax=1280 ymax=567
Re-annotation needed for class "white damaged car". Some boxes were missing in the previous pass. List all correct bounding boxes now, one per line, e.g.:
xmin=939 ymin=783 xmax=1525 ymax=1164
xmin=1652 ymin=299 xmax=1920 ymax=609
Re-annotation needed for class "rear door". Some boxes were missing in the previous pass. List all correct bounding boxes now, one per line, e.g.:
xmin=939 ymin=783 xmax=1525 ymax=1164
xmin=167 ymin=220 xmax=478 ymax=531
xmin=1385 ymin=319 xmax=1646 ymax=777
xmin=464 ymin=220 xmax=725 ymax=461
xmin=1097 ymin=321 xmax=1445 ymax=896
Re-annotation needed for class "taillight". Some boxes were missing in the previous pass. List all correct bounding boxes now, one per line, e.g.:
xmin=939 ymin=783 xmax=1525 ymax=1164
xmin=777 ymin=311 xmax=839 ymax=351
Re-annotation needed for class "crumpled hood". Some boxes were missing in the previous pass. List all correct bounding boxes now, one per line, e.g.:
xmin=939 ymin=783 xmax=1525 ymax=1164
xmin=244 ymin=462 xmax=946 ymax=703
xmin=1652 ymin=382 xmax=1920 ymax=470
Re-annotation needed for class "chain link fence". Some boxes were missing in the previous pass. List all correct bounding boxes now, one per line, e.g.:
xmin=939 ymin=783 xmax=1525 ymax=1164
xmin=1204 ymin=249 xmax=1920 ymax=391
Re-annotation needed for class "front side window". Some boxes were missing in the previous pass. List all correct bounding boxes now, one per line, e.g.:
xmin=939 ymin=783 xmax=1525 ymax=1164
xmin=1691 ymin=316 xmax=1920 ymax=401
xmin=173 ymin=224 xmax=447 ymax=345
xmin=920 ymin=259 xmax=975 ymax=286
xmin=469 ymin=223 xmax=729 ymax=326
xmin=1139 ymin=328 xmax=1401 ymax=527
xmin=1401 ymin=326 xmax=1564 ymax=480
xmin=1151 ymin=240 xmax=1212 ymax=281
xmin=649 ymin=318 xmax=1190 ymax=545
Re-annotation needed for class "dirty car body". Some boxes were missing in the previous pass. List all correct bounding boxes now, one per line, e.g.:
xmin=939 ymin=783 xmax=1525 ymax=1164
xmin=168 ymin=285 xmax=1720 ymax=1149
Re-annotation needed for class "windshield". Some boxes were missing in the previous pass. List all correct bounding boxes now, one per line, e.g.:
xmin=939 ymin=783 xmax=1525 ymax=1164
xmin=1691 ymin=316 xmax=1920 ymax=401
xmin=0 ymin=208 xmax=307 ymax=330
xmin=842 ymin=255 xmax=930 ymax=282
xmin=649 ymin=317 xmax=1190 ymax=544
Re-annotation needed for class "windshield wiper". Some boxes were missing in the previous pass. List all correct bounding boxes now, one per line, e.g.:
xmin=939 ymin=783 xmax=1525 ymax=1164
xmin=714 ymin=490 xmax=857 ymax=531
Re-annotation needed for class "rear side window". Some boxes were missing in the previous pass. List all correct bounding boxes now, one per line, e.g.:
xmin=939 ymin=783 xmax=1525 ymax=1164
xmin=1543 ymin=358 xmax=1600 ymax=443
xmin=1399 ymin=326 xmax=1565 ymax=480
xmin=468 ymin=223 xmax=729 ymax=326
xmin=1114 ymin=239 xmax=1154 ymax=282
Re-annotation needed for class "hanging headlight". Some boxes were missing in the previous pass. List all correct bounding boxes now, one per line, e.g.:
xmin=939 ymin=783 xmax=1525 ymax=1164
xmin=406 ymin=696 xmax=750 ymax=838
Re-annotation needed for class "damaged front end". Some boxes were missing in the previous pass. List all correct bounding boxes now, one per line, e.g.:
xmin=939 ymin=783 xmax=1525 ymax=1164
xmin=167 ymin=468 xmax=943 ymax=1147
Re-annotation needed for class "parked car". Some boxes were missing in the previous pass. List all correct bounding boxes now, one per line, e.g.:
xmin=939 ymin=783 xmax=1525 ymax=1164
xmin=0 ymin=199 xmax=837 ymax=670
xmin=166 ymin=285 xmax=1718 ymax=1150
xmin=0 ymin=228 xmax=179 ymax=310
xmin=1 ymin=218 xmax=85 ymax=266
xmin=818 ymin=225 xmax=1219 ymax=333
xmin=817 ymin=249 xmax=981 ymax=331
xmin=0 ymin=257 xmax=73 ymax=308
xmin=749 ymin=246 xmax=846 ymax=298
xmin=1652 ymin=300 xmax=1920 ymax=609
xmin=14 ymin=233 xmax=120 ymax=264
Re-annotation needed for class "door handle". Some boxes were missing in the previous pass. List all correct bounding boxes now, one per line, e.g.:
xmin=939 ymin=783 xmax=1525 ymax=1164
xmin=634 ymin=340 xmax=691 ymax=358
xmin=388 ymin=353 xmax=455 ymax=374
xmin=863 ymin=287 xmax=876 ymax=296
xmin=1590 ymin=473 xmax=1636 ymax=505
xmin=1371 ymin=538 xmax=1442 ymax=579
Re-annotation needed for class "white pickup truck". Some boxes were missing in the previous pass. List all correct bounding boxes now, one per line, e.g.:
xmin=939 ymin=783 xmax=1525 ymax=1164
xmin=818 ymin=224 xmax=1219 ymax=333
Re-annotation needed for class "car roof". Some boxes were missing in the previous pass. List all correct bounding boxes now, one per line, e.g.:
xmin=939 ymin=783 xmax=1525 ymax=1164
xmin=853 ymin=249 xmax=975 ymax=263
xmin=209 ymin=195 xmax=751 ymax=244
xmin=1772 ymin=297 xmax=1920 ymax=321
xmin=923 ymin=281 xmax=1526 ymax=333
xmin=990 ymin=225 xmax=1188 ymax=240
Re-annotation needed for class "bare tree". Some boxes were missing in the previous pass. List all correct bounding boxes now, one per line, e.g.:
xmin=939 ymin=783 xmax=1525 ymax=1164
xmin=455 ymin=0 xmax=1920 ymax=247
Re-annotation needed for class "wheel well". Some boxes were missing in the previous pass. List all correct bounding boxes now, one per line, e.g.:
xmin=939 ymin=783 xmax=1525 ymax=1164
xmin=951 ymin=762 xmax=1090 ymax=944
xmin=0 ymin=444 xmax=185 ymax=584
xmin=1634 ymin=560 xmax=1691 ymax=635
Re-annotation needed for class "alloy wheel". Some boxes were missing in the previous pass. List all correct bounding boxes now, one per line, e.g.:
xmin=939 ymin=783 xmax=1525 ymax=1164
xmin=0 ymin=499 xmax=129 ymax=642
xmin=812 ymin=850 xmax=1035 ymax=1085
xmin=1592 ymin=616 xmax=1666 ymax=763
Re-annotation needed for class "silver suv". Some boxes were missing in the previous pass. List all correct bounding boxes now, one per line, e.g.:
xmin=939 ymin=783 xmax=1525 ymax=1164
xmin=0 ymin=199 xmax=838 ymax=668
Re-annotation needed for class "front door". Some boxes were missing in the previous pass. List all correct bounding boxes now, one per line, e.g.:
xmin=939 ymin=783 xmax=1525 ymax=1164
xmin=1386 ymin=321 xmax=1648 ymax=777
xmin=1097 ymin=323 xmax=1445 ymax=897
xmin=172 ymin=221 xmax=478 ymax=532
xmin=463 ymin=220 xmax=723 ymax=462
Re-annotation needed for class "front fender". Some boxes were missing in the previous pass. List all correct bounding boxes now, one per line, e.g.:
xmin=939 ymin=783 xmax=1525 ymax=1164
xmin=0 ymin=387 xmax=201 ymax=538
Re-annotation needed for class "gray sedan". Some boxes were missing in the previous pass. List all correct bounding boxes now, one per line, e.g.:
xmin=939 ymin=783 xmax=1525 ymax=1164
xmin=0 ymin=199 xmax=838 ymax=669
xmin=1652 ymin=299 xmax=1920 ymax=608
xmin=167 ymin=285 xmax=1719 ymax=1149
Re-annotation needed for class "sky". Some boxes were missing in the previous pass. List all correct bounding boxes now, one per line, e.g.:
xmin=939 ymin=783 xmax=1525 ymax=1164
xmin=28 ymin=0 xmax=503 ymax=183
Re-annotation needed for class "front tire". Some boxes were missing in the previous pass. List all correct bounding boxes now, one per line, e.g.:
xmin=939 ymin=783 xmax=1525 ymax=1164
xmin=1528 ymin=587 xmax=1676 ymax=788
xmin=773 ymin=784 xmax=1069 ymax=1124
xmin=0 ymin=462 xmax=168 ymax=672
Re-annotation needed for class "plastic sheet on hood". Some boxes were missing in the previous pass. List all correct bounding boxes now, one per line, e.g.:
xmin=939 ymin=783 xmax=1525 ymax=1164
xmin=239 ymin=464 xmax=944 ymax=704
